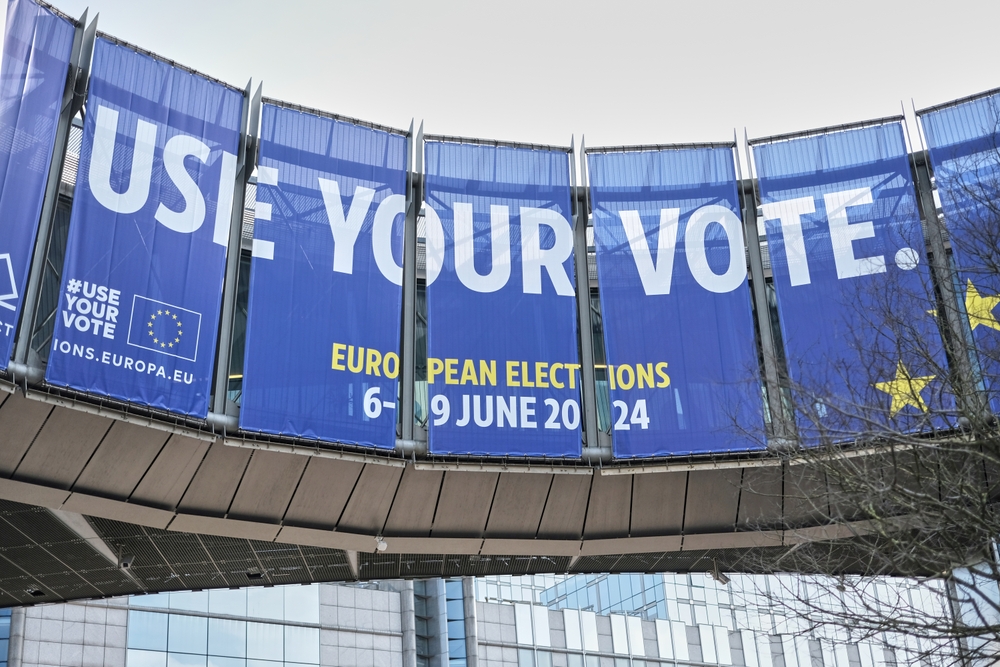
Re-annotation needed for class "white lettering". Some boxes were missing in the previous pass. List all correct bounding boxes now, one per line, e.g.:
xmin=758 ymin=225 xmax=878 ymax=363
xmin=318 ymin=179 xmax=375 ymax=274
xmin=520 ymin=207 xmax=574 ymax=296
xmin=684 ymin=204 xmax=746 ymax=293
xmin=89 ymin=106 xmax=156 ymax=214
xmin=454 ymin=203 xmax=511 ymax=293
xmin=822 ymin=187 xmax=885 ymax=279
xmin=620 ymin=208 xmax=679 ymax=296
xmin=759 ymin=196 xmax=815 ymax=287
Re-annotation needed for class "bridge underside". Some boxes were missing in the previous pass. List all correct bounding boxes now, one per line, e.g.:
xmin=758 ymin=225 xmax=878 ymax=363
xmin=0 ymin=388 xmax=946 ymax=607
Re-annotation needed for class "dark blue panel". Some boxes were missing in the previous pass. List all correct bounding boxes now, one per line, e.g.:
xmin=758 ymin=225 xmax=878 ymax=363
xmin=588 ymin=147 xmax=763 ymax=457
xmin=44 ymin=38 xmax=243 ymax=417
xmin=239 ymin=103 xmax=407 ymax=448
xmin=0 ymin=0 xmax=74 ymax=369
xmin=424 ymin=141 xmax=581 ymax=457
xmin=753 ymin=122 xmax=950 ymax=437
xmin=921 ymin=94 xmax=1000 ymax=412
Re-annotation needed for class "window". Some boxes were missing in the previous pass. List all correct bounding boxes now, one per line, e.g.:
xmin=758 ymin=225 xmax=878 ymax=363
xmin=167 ymin=654 xmax=207 ymax=667
xmin=246 ymin=622 xmax=283 ymax=661
xmin=128 ymin=611 xmax=169 ymax=651
xmin=209 ymin=590 xmax=247 ymax=617
xmin=283 ymin=626 xmax=319 ymax=664
xmin=208 ymin=619 xmax=246 ymax=658
xmin=127 ymin=650 xmax=168 ymax=667
xmin=247 ymin=588 xmax=284 ymax=622
xmin=168 ymin=614 xmax=208 ymax=654
xmin=283 ymin=587 xmax=319 ymax=624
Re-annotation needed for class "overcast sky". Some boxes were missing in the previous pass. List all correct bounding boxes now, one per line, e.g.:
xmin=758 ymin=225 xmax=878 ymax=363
xmin=24 ymin=0 xmax=1000 ymax=159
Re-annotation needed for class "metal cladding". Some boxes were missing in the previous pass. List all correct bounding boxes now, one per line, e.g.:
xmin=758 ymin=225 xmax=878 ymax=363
xmin=1 ymin=0 xmax=999 ymax=462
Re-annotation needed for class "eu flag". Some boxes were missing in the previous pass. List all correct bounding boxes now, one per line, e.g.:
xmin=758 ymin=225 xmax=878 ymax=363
xmin=126 ymin=296 xmax=202 ymax=362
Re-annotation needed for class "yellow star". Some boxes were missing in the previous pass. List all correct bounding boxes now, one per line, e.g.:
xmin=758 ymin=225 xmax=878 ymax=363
xmin=160 ymin=342 xmax=166 ymax=348
xmin=149 ymin=314 xmax=156 ymax=321
xmin=165 ymin=309 xmax=171 ymax=316
xmin=874 ymin=361 xmax=935 ymax=417
xmin=147 ymin=330 xmax=153 ymax=337
xmin=172 ymin=314 xmax=177 ymax=320
xmin=168 ymin=342 xmax=174 ymax=348
xmin=174 ymin=337 xmax=180 ymax=343
xmin=157 ymin=310 xmax=163 ymax=315
xmin=152 ymin=337 xmax=159 ymax=345
xmin=965 ymin=280 xmax=1000 ymax=333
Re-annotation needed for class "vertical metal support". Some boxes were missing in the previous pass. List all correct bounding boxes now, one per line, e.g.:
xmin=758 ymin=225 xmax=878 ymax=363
xmin=572 ymin=138 xmax=600 ymax=451
xmin=462 ymin=577 xmax=479 ymax=667
xmin=401 ymin=121 xmax=423 ymax=442
xmin=738 ymin=140 xmax=791 ymax=445
xmin=211 ymin=82 xmax=260 ymax=419
xmin=911 ymin=152 xmax=986 ymax=418
xmin=13 ymin=10 xmax=92 ymax=370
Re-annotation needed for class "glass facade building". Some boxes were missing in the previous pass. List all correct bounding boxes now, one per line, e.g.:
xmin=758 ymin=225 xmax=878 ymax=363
xmin=125 ymin=587 xmax=321 ymax=667
xmin=1 ymin=573 xmax=991 ymax=667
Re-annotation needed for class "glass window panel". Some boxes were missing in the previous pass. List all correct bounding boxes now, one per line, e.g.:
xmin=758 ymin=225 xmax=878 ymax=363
xmin=446 ymin=580 xmax=464 ymax=600
xmin=132 ymin=593 xmax=171 ymax=609
xmin=209 ymin=618 xmax=247 ymax=658
xmin=248 ymin=588 xmax=284 ymax=621
xmin=169 ymin=614 xmax=208 ymax=654
xmin=283 ymin=627 xmax=319 ymax=664
xmin=283 ymin=586 xmax=319 ymax=624
xmin=537 ymin=651 xmax=553 ymax=667
xmin=447 ymin=599 xmax=464 ymax=620
xmin=209 ymin=659 xmax=245 ymax=667
xmin=518 ymin=649 xmax=535 ymax=667
xmin=168 ymin=654 xmax=207 ymax=667
xmin=128 ymin=611 xmax=168 ymax=651
xmin=210 ymin=589 xmax=248 ymax=616
xmin=449 ymin=639 xmax=467 ymax=658
xmin=0 ymin=639 xmax=8 ymax=658
xmin=247 ymin=660 xmax=281 ymax=667
xmin=448 ymin=620 xmax=466 ymax=637
xmin=247 ymin=622 xmax=283 ymax=661
xmin=170 ymin=591 xmax=209 ymax=613
xmin=567 ymin=655 xmax=583 ymax=667
xmin=128 ymin=650 xmax=167 ymax=667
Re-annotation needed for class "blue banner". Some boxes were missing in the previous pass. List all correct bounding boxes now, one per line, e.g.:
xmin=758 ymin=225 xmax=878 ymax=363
xmin=588 ymin=147 xmax=762 ymax=457
xmin=920 ymin=94 xmax=1000 ymax=411
xmin=424 ymin=141 xmax=581 ymax=457
xmin=44 ymin=38 xmax=243 ymax=417
xmin=753 ymin=122 xmax=947 ymax=436
xmin=239 ymin=104 xmax=407 ymax=448
xmin=0 ymin=0 xmax=74 ymax=370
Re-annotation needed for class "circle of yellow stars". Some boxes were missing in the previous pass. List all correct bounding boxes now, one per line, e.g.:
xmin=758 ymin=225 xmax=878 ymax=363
xmin=147 ymin=308 xmax=183 ymax=349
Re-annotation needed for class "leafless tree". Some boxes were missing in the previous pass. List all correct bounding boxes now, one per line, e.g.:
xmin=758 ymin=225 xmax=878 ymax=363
xmin=730 ymin=131 xmax=1000 ymax=666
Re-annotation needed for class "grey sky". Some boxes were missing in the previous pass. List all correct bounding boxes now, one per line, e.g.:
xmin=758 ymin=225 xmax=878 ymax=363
xmin=27 ymin=0 xmax=1000 ymax=155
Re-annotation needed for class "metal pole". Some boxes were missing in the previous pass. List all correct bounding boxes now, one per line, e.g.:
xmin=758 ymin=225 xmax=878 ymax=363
xmin=12 ymin=9 xmax=92 ymax=370
xmin=572 ymin=138 xmax=601 ymax=453
xmin=211 ymin=81 xmax=259 ymax=420
xmin=740 ymin=137 xmax=793 ymax=446
xmin=400 ymin=121 xmax=422 ymax=441
xmin=911 ymin=153 xmax=987 ymax=419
